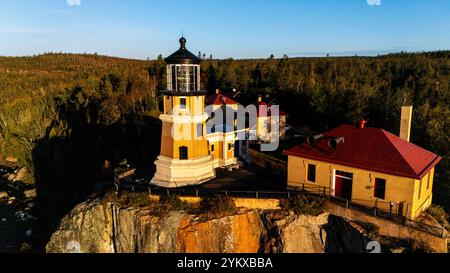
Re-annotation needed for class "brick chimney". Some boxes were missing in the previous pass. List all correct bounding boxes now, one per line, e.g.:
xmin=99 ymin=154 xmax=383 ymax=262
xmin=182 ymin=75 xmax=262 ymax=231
xmin=400 ymin=106 xmax=413 ymax=142
xmin=359 ymin=120 xmax=367 ymax=129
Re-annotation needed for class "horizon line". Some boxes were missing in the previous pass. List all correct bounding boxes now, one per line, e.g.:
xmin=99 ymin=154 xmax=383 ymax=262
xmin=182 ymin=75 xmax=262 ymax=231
xmin=1 ymin=49 xmax=449 ymax=62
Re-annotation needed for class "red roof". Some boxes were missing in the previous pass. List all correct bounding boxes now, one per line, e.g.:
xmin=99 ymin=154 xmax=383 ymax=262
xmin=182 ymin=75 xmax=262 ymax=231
xmin=283 ymin=125 xmax=441 ymax=179
xmin=206 ymin=93 xmax=238 ymax=106
xmin=253 ymin=101 xmax=287 ymax=117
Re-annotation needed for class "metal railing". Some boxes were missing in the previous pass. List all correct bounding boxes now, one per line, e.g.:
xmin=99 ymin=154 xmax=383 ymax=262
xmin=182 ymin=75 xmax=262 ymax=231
xmin=116 ymin=179 xmax=447 ymax=238
xmin=330 ymin=194 xmax=446 ymax=238
xmin=121 ymin=182 xmax=310 ymax=200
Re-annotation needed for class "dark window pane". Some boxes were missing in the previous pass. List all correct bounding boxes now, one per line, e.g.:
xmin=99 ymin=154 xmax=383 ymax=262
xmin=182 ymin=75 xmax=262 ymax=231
xmin=194 ymin=66 xmax=198 ymax=90
xmin=189 ymin=66 xmax=195 ymax=91
xmin=179 ymin=146 xmax=188 ymax=160
xmin=374 ymin=178 xmax=386 ymax=200
xmin=308 ymin=164 xmax=316 ymax=183
xmin=171 ymin=66 xmax=176 ymax=91
xmin=180 ymin=98 xmax=187 ymax=109
xmin=228 ymin=143 xmax=234 ymax=150
xmin=336 ymin=170 xmax=353 ymax=179
xmin=197 ymin=123 xmax=203 ymax=137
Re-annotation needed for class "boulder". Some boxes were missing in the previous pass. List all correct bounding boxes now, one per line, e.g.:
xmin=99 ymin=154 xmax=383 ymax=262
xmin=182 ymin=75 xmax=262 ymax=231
xmin=13 ymin=167 xmax=27 ymax=182
xmin=0 ymin=191 xmax=9 ymax=200
xmin=24 ymin=189 xmax=37 ymax=199
xmin=5 ymin=157 xmax=18 ymax=164
xmin=7 ymin=196 xmax=17 ymax=205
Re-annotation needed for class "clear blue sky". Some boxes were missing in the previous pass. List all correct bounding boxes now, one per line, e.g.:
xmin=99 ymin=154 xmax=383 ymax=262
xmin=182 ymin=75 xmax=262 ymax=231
xmin=0 ymin=0 xmax=449 ymax=59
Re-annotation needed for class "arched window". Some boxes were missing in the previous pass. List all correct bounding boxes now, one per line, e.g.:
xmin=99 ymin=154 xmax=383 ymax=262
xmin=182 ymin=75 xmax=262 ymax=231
xmin=179 ymin=146 xmax=188 ymax=160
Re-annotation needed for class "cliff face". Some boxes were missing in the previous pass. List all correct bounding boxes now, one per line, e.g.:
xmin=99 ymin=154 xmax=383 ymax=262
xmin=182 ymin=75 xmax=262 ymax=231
xmin=46 ymin=199 xmax=375 ymax=253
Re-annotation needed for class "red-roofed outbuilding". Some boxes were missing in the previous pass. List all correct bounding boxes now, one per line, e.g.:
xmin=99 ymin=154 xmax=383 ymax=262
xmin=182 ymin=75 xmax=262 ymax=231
xmin=284 ymin=123 xmax=441 ymax=220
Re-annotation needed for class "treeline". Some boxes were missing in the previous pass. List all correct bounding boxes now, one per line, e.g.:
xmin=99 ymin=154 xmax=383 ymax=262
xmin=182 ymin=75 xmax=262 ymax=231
xmin=0 ymin=54 xmax=163 ymax=212
xmin=0 ymin=51 xmax=449 ymax=212
xmin=199 ymin=52 xmax=449 ymax=210
xmin=201 ymin=53 xmax=449 ymax=161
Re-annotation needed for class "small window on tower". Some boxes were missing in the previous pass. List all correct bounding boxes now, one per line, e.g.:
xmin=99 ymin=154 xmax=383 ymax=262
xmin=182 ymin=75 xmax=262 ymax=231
xmin=197 ymin=123 xmax=203 ymax=137
xmin=179 ymin=146 xmax=188 ymax=160
xmin=211 ymin=144 xmax=215 ymax=152
xmin=180 ymin=98 xmax=187 ymax=109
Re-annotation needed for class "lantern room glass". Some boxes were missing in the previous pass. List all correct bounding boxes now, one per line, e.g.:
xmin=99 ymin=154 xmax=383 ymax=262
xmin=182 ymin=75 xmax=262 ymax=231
xmin=167 ymin=64 xmax=200 ymax=92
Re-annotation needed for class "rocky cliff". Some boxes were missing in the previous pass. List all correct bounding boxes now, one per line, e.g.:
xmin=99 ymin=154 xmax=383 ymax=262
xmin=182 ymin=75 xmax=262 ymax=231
xmin=46 ymin=199 xmax=378 ymax=253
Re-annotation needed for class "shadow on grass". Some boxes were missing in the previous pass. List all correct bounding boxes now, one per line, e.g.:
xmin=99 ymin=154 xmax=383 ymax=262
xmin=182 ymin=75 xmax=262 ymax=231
xmin=29 ymin=113 xmax=161 ymax=251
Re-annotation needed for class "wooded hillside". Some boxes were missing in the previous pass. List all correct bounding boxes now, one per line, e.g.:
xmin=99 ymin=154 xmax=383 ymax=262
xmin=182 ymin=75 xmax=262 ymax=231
xmin=0 ymin=51 xmax=448 ymax=213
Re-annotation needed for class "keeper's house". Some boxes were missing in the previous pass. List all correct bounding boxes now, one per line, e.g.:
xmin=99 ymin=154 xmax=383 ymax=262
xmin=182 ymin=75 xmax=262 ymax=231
xmin=284 ymin=107 xmax=441 ymax=220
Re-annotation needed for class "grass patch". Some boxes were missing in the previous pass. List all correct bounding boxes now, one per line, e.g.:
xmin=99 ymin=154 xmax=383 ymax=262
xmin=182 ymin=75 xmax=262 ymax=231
xmin=280 ymin=193 xmax=325 ymax=216
xmin=198 ymin=194 xmax=237 ymax=220
xmin=426 ymin=204 xmax=449 ymax=227
xmin=151 ymin=194 xmax=192 ymax=216
xmin=102 ymin=191 xmax=193 ymax=216
xmin=103 ymin=190 xmax=151 ymax=208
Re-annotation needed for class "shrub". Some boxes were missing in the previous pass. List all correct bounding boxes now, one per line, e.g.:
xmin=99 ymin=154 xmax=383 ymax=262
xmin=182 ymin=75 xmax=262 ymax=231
xmin=199 ymin=194 xmax=237 ymax=219
xmin=103 ymin=191 xmax=193 ymax=216
xmin=103 ymin=190 xmax=151 ymax=208
xmin=155 ymin=194 xmax=191 ymax=214
xmin=426 ymin=205 xmax=449 ymax=227
xmin=280 ymin=193 xmax=325 ymax=216
xmin=408 ymin=239 xmax=433 ymax=253
xmin=354 ymin=220 xmax=380 ymax=236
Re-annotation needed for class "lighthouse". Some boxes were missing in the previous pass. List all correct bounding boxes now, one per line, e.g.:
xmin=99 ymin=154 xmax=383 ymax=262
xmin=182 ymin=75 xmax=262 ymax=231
xmin=151 ymin=37 xmax=215 ymax=188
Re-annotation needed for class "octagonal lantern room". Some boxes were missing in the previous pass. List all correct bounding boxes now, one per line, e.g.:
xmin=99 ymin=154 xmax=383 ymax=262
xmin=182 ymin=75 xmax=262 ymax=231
xmin=164 ymin=37 xmax=203 ymax=93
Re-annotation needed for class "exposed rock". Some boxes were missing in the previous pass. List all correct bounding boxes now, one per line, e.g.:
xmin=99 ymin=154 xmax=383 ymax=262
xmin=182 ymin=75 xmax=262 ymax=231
xmin=7 ymin=197 xmax=17 ymax=205
xmin=25 ymin=228 xmax=33 ymax=237
xmin=24 ymin=189 xmax=36 ymax=199
xmin=177 ymin=210 xmax=264 ymax=253
xmin=0 ymin=191 xmax=9 ymax=200
xmin=275 ymin=213 xmax=329 ymax=253
xmin=5 ymin=157 xmax=17 ymax=164
xmin=323 ymin=215 xmax=371 ymax=253
xmin=46 ymin=199 xmax=380 ymax=253
xmin=13 ymin=168 xmax=27 ymax=182
xmin=45 ymin=200 xmax=114 ymax=253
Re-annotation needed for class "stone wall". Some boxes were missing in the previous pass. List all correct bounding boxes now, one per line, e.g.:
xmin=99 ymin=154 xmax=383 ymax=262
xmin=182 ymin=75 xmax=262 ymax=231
xmin=324 ymin=201 xmax=448 ymax=253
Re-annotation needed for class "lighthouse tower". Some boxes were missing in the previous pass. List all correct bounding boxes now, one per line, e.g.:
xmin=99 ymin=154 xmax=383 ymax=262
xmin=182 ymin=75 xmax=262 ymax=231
xmin=151 ymin=37 xmax=215 ymax=188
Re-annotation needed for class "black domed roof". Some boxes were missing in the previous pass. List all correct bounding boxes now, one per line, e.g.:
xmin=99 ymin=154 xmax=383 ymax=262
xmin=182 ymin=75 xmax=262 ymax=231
xmin=165 ymin=37 xmax=201 ymax=65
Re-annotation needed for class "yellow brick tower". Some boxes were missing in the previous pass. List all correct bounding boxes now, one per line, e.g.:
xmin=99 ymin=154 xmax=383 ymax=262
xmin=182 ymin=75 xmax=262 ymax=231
xmin=151 ymin=37 xmax=215 ymax=188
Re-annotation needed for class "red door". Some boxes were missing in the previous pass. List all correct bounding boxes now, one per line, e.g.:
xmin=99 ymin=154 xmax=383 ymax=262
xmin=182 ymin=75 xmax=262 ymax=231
xmin=335 ymin=176 xmax=353 ymax=200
